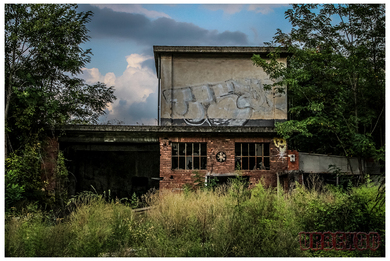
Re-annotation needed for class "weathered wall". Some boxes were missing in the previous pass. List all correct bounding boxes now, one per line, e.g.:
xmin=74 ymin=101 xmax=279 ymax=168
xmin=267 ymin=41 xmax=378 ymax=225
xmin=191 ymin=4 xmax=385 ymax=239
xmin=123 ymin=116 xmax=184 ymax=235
xmin=299 ymin=152 xmax=361 ymax=174
xmin=159 ymin=136 xmax=288 ymax=191
xmin=287 ymin=149 xmax=300 ymax=171
xmin=160 ymin=52 xmax=287 ymax=126
xmin=41 ymin=137 xmax=59 ymax=194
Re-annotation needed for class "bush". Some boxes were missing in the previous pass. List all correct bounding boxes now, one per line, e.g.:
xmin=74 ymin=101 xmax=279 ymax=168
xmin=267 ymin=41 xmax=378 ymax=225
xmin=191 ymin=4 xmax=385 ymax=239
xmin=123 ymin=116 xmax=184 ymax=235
xmin=138 ymin=180 xmax=305 ymax=257
xmin=5 ymin=179 xmax=385 ymax=257
xmin=5 ymin=143 xmax=43 ymax=210
xmin=5 ymin=170 xmax=25 ymax=210
xmin=5 ymin=196 xmax=140 ymax=257
xmin=291 ymin=183 xmax=385 ymax=257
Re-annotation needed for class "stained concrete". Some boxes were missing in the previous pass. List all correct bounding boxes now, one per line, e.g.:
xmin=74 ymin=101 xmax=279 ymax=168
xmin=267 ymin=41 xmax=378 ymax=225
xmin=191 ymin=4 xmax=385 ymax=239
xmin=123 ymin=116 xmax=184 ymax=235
xmin=298 ymin=152 xmax=376 ymax=174
xmin=153 ymin=46 xmax=289 ymax=127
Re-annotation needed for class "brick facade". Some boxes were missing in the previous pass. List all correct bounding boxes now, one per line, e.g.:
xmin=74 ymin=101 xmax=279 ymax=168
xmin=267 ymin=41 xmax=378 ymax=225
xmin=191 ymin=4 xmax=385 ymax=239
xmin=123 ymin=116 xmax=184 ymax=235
xmin=159 ymin=135 xmax=288 ymax=190
xmin=41 ymin=137 xmax=59 ymax=194
xmin=287 ymin=149 xmax=300 ymax=171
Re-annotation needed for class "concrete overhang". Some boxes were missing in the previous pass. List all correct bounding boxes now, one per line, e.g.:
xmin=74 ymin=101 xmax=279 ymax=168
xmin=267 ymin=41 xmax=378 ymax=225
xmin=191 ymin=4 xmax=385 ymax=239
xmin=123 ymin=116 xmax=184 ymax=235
xmin=57 ymin=125 xmax=277 ymax=143
xmin=153 ymin=45 xmax=290 ymax=76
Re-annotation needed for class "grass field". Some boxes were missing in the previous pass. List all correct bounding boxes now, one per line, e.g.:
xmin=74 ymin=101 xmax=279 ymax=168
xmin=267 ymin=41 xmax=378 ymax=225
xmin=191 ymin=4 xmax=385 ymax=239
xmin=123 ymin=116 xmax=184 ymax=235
xmin=5 ymin=178 xmax=385 ymax=257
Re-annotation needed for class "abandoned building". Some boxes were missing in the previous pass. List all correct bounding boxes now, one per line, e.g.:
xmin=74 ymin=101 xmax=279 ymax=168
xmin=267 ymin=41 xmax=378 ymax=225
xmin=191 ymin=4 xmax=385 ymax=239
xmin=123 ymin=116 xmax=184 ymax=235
xmin=55 ymin=46 xmax=380 ymax=199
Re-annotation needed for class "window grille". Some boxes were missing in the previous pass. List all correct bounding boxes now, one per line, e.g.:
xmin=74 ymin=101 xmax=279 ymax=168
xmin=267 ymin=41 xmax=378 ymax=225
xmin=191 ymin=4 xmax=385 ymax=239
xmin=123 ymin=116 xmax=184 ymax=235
xmin=235 ymin=143 xmax=270 ymax=170
xmin=172 ymin=142 xmax=207 ymax=170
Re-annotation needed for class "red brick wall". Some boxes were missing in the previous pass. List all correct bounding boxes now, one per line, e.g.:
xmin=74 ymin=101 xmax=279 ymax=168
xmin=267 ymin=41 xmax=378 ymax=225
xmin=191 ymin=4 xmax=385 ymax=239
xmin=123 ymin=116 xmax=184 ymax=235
xmin=159 ymin=136 xmax=288 ymax=190
xmin=287 ymin=149 xmax=300 ymax=171
xmin=41 ymin=137 xmax=59 ymax=193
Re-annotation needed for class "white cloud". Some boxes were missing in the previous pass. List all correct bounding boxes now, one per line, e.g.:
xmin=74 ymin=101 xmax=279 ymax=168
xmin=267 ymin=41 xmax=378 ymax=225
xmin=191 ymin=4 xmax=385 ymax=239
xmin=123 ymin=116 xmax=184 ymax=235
xmin=247 ymin=4 xmax=288 ymax=15
xmin=202 ymin=4 xmax=244 ymax=15
xmin=80 ymin=53 xmax=157 ymax=124
xmin=92 ymin=4 xmax=170 ymax=19
xmin=126 ymin=53 xmax=152 ymax=69
xmin=80 ymin=68 xmax=105 ymax=84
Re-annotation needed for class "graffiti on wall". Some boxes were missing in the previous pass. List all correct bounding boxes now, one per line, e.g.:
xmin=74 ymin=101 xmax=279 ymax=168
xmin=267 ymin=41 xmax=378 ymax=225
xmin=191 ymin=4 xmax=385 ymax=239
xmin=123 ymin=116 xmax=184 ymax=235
xmin=162 ymin=78 xmax=286 ymax=126
xmin=273 ymin=137 xmax=287 ymax=161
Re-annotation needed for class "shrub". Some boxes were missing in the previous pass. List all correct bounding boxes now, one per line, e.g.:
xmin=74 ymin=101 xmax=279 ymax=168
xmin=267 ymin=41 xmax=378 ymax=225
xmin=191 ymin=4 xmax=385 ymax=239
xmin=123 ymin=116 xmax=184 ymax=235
xmin=5 ymin=143 xmax=43 ymax=209
xmin=5 ymin=179 xmax=385 ymax=257
xmin=5 ymin=170 xmax=25 ymax=210
xmin=138 ymin=180 xmax=305 ymax=257
xmin=5 ymin=196 xmax=140 ymax=257
xmin=290 ymin=183 xmax=385 ymax=257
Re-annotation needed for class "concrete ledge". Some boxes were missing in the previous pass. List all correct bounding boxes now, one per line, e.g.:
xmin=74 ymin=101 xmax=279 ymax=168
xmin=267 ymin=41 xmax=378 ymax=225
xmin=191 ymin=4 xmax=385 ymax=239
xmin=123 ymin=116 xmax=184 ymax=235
xmin=57 ymin=125 xmax=278 ymax=143
xmin=153 ymin=45 xmax=290 ymax=74
xmin=153 ymin=46 xmax=288 ymax=54
xmin=57 ymin=125 xmax=277 ymax=133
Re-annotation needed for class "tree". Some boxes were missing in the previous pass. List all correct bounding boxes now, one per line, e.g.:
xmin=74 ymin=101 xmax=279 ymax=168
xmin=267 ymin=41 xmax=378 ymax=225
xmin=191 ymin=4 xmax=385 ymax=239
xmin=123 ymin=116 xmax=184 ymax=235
xmin=5 ymin=4 xmax=116 ymax=154
xmin=252 ymin=4 xmax=385 ymax=176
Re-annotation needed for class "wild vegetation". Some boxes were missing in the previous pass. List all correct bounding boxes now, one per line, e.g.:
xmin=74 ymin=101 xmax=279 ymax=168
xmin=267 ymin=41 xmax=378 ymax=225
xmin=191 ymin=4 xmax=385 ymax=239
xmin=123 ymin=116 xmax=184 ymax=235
xmin=5 ymin=4 xmax=116 ymax=213
xmin=4 ymin=4 xmax=385 ymax=257
xmin=252 ymin=4 xmax=385 ymax=177
xmin=5 ymin=177 xmax=385 ymax=257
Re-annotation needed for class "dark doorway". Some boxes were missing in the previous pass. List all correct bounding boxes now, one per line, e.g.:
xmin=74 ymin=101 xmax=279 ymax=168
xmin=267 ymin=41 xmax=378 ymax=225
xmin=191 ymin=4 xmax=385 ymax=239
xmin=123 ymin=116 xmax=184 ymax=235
xmin=61 ymin=143 xmax=160 ymax=200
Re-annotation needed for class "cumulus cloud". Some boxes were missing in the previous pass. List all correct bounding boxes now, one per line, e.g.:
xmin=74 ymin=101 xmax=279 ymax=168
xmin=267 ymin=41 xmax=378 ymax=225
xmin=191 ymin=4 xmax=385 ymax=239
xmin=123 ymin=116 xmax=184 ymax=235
xmin=202 ymin=4 xmax=244 ymax=15
xmin=79 ymin=5 xmax=248 ymax=46
xmin=80 ymin=53 xmax=157 ymax=125
xmin=92 ymin=4 xmax=171 ymax=19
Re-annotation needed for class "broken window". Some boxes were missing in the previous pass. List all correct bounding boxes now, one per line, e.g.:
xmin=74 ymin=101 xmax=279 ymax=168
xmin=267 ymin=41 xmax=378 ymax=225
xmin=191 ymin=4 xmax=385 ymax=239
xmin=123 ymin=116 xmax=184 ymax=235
xmin=235 ymin=143 xmax=270 ymax=170
xmin=172 ymin=142 xmax=207 ymax=170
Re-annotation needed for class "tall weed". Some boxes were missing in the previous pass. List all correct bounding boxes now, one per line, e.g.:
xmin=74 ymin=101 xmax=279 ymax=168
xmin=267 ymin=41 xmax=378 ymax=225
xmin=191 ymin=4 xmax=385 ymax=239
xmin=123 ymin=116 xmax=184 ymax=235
xmin=5 ymin=179 xmax=385 ymax=257
xmin=6 ymin=197 xmax=140 ymax=257
xmin=139 ymin=180 xmax=305 ymax=257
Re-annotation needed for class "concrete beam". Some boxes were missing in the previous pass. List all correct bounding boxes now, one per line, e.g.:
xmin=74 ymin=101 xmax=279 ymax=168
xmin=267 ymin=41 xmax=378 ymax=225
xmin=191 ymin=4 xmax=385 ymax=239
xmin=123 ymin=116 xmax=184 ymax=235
xmin=57 ymin=125 xmax=278 ymax=143
xmin=63 ymin=143 xmax=159 ymax=152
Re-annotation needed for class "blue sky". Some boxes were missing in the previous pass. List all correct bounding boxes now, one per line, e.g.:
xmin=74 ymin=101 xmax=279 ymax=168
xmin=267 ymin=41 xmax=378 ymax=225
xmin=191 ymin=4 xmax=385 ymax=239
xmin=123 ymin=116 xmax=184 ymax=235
xmin=75 ymin=3 xmax=293 ymax=125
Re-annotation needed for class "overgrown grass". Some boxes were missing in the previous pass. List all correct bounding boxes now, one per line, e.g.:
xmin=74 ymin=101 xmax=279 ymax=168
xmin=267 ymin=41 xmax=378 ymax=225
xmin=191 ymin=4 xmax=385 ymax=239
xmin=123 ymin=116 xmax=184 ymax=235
xmin=5 ymin=179 xmax=385 ymax=257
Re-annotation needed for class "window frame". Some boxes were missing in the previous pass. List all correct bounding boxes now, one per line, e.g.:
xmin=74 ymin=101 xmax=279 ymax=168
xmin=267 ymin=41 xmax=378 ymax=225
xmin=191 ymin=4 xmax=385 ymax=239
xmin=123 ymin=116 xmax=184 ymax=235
xmin=235 ymin=142 xmax=270 ymax=170
xmin=171 ymin=142 xmax=207 ymax=170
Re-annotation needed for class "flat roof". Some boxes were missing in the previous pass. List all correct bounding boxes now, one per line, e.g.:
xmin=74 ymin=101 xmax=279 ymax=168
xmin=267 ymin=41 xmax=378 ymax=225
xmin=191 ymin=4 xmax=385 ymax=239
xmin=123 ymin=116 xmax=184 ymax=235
xmin=153 ymin=45 xmax=287 ymax=54
xmin=57 ymin=125 xmax=277 ymax=143
xmin=59 ymin=125 xmax=276 ymax=133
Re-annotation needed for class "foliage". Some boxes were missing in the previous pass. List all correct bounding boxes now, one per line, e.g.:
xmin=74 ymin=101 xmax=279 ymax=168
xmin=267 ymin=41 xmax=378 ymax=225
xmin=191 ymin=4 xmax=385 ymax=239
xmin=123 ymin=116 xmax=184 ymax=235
xmin=54 ymin=151 xmax=69 ymax=208
xmin=5 ymin=170 xmax=25 ymax=210
xmin=5 ymin=181 xmax=385 ymax=257
xmin=252 ymin=4 xmax=385 ymax=173
xmin=5 ymin=4 xmax=116 ymax=153
xmin=129 ymin=192 xmax=139 ymax=209
xmin=5 ymin=142 xmax=44 ymax=209
xmin=193 ymin=171 xmax=205 ymax=189
xmin=5 ymin=197 xmax=139 ymax=257
xmin=4 ymin=137 xmax=73 ymax=212
xmin=292 ymin=183 xmax=385 ymax=257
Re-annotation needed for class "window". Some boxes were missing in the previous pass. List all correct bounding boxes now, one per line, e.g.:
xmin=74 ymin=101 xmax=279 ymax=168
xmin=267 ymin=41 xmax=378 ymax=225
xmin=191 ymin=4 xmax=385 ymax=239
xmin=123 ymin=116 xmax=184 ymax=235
xmin=172 ymin=142 xmax=207 ymax=170
xmin=235 ymin=143 xmax=270 ymax=170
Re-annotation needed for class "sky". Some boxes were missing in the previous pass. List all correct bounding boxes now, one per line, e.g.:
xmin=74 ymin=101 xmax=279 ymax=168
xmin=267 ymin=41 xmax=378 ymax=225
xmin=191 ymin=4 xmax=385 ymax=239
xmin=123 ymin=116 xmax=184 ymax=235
xmin=74 ymin=3 xmax=294 ymax=125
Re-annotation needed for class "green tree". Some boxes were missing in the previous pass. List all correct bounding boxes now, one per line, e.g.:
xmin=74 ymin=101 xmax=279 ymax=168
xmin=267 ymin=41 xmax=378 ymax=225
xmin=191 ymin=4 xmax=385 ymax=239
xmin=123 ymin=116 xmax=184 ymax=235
xmin=252 ymin=4 xmax=385 ymax=176
xmin=5 ymin=4 xmax=116 ymax=154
